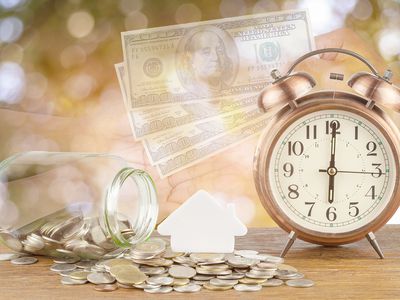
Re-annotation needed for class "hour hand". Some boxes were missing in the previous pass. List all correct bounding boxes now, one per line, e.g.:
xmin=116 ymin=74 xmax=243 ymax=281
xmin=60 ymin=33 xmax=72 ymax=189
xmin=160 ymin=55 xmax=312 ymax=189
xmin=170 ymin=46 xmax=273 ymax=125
xmin=328 ymin=174 xmax=334 ymax=204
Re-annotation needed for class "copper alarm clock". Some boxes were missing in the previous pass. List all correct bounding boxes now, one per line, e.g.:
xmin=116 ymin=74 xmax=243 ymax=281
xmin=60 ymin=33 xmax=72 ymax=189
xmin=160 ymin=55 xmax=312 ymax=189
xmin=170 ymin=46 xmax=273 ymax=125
xmin=254 ymin=48 xmax=400 ymax=258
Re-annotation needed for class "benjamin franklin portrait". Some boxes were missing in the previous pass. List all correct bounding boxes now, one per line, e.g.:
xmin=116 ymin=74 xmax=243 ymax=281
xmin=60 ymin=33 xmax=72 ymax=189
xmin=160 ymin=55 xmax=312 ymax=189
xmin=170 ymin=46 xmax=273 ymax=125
xmin=176 ymin=25 xmax=239 ymax=97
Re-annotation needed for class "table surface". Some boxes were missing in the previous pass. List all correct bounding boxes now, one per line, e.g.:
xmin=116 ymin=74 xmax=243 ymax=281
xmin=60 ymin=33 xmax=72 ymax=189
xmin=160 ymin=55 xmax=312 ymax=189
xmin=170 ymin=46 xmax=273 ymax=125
xmin=1 ymin=225 xmax=400 ymax=300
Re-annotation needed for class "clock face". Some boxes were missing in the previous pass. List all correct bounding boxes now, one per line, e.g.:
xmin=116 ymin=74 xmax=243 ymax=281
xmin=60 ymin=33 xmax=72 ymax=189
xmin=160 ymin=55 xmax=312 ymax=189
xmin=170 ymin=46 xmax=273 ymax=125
xmin=269 ymin=109 xmax=397 ymax=234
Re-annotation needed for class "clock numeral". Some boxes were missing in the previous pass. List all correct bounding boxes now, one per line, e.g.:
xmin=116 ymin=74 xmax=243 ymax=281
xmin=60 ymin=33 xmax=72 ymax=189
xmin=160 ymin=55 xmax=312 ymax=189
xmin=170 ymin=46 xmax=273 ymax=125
xmin=325 ymin=120 xmax=341 ymax=134
xmin=366 ymin=141 xmax=377 ymax=156
xmin=372 ymin=163 xmax=383 ymax=178
xmin=288 ymin=184 xmax=299 ymax=199
xmin=306 ymin=125 xmax=317 ymax=139
xmin=326 ymin=206 xmax=337 ymax=221
xmin=354 ymin=126 xmax=359 ymax=140
xmin=366 ymin=185 xmax=376 ymax=200
xmin=288 ymin=141 xmax=304 ymax=156
xmin=305 ymin=202 xmax=315 ymax=217
xmin=283 ymin=163 xmax=294 ymax=177
xmin=349 ymin=202 xmax=359 ymax=217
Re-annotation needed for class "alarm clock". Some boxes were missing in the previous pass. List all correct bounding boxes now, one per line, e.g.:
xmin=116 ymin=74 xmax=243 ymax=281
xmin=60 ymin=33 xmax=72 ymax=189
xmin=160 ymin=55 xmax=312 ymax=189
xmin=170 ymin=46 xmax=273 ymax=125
xmin=254 ymin=48 xmax=400 ymax=258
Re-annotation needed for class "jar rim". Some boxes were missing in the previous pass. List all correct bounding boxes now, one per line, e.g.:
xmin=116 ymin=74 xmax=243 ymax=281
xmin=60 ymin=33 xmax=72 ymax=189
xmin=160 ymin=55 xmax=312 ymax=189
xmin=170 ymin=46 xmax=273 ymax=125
xmin=104 ymin=167 xmax=158 ymax=248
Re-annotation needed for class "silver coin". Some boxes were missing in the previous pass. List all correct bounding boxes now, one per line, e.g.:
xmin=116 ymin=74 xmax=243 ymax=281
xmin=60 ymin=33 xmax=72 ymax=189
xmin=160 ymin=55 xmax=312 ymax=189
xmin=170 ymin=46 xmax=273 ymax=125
xmin=144 ymin=286 xmax=173 ymax=293
xmin=217 ymin=273 xmax=245 ymax=280
xmin=210 ymin=278 xmax=238 ymax=287
xmin=276 ymin=270 xmax=304 ymax=280
xmin=286 ymin=279 xmax=314 ymax=288
xmin=262 ymin=278 xmax=284 ymax=287
xmin=193 ymin=275 xmax=214 ymax=281
xmin=147 ymin=276 xmax=174 ymax=286
xmin=174 ymin=283 xmax=202 ymax=293
xmin=53 ymin=257 xmax=80 ymax=264
xmin=134 ymin=283 xmax=161 ymax=289
xmin=76 ymin=260 xmax=96 ymax=269
xmin=234 ymin=283 xmax=262 ymax=292
xmin=59 ymin=270 xmax=75 ymax=277
xmin=140 ymin=266 xmax=166 ymax=275
xmin=61 ymin=277 xmax=87 ymax=285
xmin=11 ymin=256 xmax=38 ymax=265
xmin=190 ymin=253 xmax=225 ymax=263
xmin=0 ymin=253 xmax=21 ymax=261
xmin=87 ymin=272 xmax=116 ymax=284
xmin=168 ymin=265 xmax=196 ymax=279
xmin=94 ymin=284 xmax=118 ymax=292
xmin=50 ymin=263 xmax=77 ymax=272
xmin=234 ymin=250 xmax=259 ymax=256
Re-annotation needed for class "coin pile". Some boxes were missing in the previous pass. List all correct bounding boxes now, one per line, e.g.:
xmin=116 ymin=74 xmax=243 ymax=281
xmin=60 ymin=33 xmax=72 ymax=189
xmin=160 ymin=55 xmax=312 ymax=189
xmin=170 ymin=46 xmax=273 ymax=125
xmin=0 ymin=206 xmax=132 ymax=260
xmin=1 ymin=237 xmax=314 ymax=293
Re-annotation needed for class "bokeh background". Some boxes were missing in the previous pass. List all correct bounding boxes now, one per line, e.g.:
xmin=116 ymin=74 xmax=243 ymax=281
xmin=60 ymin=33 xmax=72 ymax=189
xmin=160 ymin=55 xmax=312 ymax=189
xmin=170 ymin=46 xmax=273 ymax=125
xmin=1 ymin=0 xmax=400 ymax=227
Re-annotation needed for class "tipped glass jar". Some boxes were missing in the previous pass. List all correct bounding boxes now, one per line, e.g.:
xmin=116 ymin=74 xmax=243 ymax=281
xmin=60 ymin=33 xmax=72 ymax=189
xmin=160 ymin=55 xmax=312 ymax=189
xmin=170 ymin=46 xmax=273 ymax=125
xmin=0 ymin=152 xmax=158 ymax=260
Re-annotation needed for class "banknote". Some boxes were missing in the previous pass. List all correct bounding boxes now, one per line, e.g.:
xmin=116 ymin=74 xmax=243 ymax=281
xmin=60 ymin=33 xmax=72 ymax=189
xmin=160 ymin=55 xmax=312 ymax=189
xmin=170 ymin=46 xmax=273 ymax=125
xmin=156 ymin=115 xmax=272 ymax=178
xmin=115 ymin=63 xmax=259 ymax=139
xmin=121 ymin=9 xmax=314 ymax=109
xmin=143 ymin=105 xmax=263 ymax=165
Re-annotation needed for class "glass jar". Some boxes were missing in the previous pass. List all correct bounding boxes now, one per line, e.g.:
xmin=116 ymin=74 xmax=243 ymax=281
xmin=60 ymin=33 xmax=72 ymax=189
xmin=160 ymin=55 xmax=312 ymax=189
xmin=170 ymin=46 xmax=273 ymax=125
xmin=0 ymin=151 xmax=158 ymax=260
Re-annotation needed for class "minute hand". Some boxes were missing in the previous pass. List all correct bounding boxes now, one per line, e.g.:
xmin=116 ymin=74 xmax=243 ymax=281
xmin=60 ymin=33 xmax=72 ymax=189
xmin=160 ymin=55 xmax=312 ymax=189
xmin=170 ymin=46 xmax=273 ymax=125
xmin=328 ymin=122 xmax=337 ymax=204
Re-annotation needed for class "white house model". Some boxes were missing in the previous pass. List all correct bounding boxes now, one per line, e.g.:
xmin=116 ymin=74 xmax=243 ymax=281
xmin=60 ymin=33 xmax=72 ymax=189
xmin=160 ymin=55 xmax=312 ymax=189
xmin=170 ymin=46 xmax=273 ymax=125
xmin=157 ymin=190 xmax=248 ymax=253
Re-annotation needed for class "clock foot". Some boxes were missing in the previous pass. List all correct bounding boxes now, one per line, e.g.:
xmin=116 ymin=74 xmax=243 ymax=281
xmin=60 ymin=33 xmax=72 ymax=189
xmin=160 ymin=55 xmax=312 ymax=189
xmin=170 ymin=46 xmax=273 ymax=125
xmin=366 ymin=232 xmax=384 ymax=259
xmin=280 ymin=231 xmax=297 ymax=258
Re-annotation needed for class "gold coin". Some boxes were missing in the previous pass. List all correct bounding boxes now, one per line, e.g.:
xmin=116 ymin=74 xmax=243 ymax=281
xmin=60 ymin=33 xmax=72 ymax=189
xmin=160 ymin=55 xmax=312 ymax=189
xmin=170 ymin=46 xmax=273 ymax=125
xmin=239 ymin=277 xmax=268 ymax=284
xmin=203 ymin=283 xmax=233 ymax=291
xmin=172 ymin=278 xmax=190 ymax=286
xmin=69 ymin=271 xmax=90 ymax=281
xmin=109 ymin=264 xmax=139 ymax=277
xmin=115 ymin=266 xmax=148 ymax=285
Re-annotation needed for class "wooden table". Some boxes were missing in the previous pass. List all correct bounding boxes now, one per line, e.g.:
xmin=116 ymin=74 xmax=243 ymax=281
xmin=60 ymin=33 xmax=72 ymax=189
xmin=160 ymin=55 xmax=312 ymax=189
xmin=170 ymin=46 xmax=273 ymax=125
xmin=1 ymin=225 xmax=400 ymax=299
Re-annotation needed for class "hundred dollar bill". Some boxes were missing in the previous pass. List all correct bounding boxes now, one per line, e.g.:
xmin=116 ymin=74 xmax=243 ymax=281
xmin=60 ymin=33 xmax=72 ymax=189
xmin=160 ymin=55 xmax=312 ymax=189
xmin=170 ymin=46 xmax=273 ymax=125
xmin=143 ymin=105 xmax=262 ymax=165
xmin=121 ymin=9 xmax=314 ymax=110
xmin=115 ymin=63 xmax=259 ymax=139
xmin=155 ymin=115 xmax=272 ymax=178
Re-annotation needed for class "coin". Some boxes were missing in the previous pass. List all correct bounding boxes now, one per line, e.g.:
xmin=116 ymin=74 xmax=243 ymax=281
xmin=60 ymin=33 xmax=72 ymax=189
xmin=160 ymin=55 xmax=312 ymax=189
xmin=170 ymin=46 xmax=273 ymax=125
xmin=239 ymin=277 xmax=267 ymax=284
xmin=53 ymin=257 xmax=80 ymax=264
xmin=117 ymin=282 xmax=136 ymax=289
xmin=76 ymin=260 xmax=96 ymax=269
xmin=163 ymin=247 xmax=184 ymax=259
xmin=134 ymin=283 xmax=161 ymax=289
xmin=87 ymin=272 xmax=116 ymax=284
xmin=227 ymin=256 xmax=258 ymax=268
xmin=147 ymin=276 xmax=174 ymax=286
xmin=50 ymin=263 xmax=77 ymax=273
xmin=168 ymin=265 xmax=196 ymax=279
xmin=217 ymin=273 xmax=245 ymax=280
xmin=275 ymin=270 xmax=304 ymax=280
xmin=94 ymin=284 xmax=118 ymax=292
xmin=262 ymin=278 xmax=284 ymax=287
xmin=69 ymin=270 xmax=90 ymax=280
xmin=140 ymin=266 xmax=166 ymax=275
xmin=114 ymin=265 xmax=148 ymax=285
xmin=278 ymin=264 xmax=298 ymax=272
xmin=174 ymin=283 xmax=202 ymax=293
xmin=61 ymin=277 xmax=87 ymax=285
xmin=234 ymin=250 xmax=259 ymax=256
xmin=190 ymin=253 xmax=225 ymax=263
xmin=286 ymin=279 xmax=314 ymax=288
xmin=203 ymin=282 xmax=233 ymax=291
xmin=193 ymin=275 xmax=214 ymax=281
xmin=0 ymin=253 xmax=21 ymax=261
xmin=11 ymin=256 xmax=38 ymax=265
xmin=210 ymin=278 xmax=238 ymax=286
xmin=144 ymin=286 xmax=173 ymax=293
xmin=234 ymin=284 xmax=262 ymax=292
xmin=173 ymin=278 xmax=190 ymax=286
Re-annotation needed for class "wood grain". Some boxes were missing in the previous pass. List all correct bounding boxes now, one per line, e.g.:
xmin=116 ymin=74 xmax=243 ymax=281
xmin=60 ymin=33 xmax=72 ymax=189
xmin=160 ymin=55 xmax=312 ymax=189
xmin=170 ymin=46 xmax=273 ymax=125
xmin=1 ymin=225 xmax=400 ymax=300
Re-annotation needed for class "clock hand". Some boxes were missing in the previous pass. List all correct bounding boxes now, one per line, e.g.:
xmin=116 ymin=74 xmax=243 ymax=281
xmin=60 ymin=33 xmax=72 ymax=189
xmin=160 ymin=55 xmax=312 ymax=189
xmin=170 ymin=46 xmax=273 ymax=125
xmin=327 ymin=121 xmax=338 ymax=204
xmin=319 ymin=169 xmax=382 ymax=176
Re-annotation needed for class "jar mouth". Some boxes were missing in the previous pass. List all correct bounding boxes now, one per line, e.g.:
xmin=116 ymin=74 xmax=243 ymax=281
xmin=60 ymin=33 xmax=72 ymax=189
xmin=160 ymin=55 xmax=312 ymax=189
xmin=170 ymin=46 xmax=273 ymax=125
xmin=104 ymin=168 xmax=158 ymax=248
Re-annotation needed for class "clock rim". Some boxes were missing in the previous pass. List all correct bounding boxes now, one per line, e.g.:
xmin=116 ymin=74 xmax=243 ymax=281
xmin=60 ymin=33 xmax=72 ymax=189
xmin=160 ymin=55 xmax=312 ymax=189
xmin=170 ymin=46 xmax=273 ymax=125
xmin=253 ymin=91 xmax=400 ymax=245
